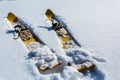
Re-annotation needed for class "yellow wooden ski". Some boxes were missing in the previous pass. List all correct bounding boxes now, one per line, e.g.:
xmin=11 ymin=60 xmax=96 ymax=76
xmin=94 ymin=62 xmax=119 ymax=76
xmin=45 ymin=9 xmax=95 ymax=72
xmin=7 ymin=12 xmax=61 ymax=72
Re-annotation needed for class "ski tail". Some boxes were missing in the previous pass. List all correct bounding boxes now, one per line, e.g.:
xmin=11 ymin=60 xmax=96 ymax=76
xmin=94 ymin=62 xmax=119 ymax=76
xmin=37 ymin=62 xmax=62 ymax=72
xmin=7 ymin=12 xmax=18 ymax=24
xmin=45 ymin=9 xmax=55 ymax=20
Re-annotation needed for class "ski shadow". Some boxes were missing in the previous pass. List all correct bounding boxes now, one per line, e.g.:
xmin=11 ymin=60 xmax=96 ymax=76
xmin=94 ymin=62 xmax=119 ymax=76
xmin=92 ymin=56 xmax=106 ymax=63
xmin=27 ymin=51 xmax=37 ymax=59
xmin=66 ymin=49 xmax=105 ymax=80
xmin=6 ymin=30 xmax=15 ymax=34
xmin=86 ymin=67 xmax=105 ymax=80
xmin=37 ymin=26 xmax=53 ymax=31
xmin=55 ymin=15 xmax=68 ymax=28
xmin=17 ymin=17 xmax=34 ymax=31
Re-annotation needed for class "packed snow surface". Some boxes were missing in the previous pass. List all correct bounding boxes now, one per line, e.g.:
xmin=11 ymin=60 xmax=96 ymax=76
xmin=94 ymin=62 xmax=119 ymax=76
xmin=0 ymin=0 xmax=120 ymax=80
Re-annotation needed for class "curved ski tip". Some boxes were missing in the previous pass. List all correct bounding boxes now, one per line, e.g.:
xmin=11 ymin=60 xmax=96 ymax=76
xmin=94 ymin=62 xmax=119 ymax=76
xmin=45 ymin=9 xmax=54 ymax=15
xmin=7 ymin=12 xmax=17 ymax=24
xmin=45 ymin=9 xmax=55 ymax=20
xmin=7 ymin=12 xmax=15 ymax=18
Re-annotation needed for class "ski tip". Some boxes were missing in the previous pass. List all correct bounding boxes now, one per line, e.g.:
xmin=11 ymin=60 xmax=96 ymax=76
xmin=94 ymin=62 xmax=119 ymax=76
xmin=45 ymin=9 xmax=53 ymax=14
xmin=45 ymin=9 xmax=55 ymax=20
xmin=7 ymin=12 xmax=17 ymax=24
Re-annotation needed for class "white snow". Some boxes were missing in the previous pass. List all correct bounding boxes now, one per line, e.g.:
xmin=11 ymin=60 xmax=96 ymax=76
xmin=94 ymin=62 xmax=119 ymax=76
xmin=0 ymin=0 xmax=120 ymax=80
xmin=28 ymin=46 xmax=59 ymax=69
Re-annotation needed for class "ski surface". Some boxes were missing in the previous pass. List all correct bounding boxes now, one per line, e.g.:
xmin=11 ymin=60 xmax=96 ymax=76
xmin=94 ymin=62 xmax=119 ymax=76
xmin=7 ymin=12 xmax=62 ymax=73
xmin=45 ymin=9 xmax=95 ymax=72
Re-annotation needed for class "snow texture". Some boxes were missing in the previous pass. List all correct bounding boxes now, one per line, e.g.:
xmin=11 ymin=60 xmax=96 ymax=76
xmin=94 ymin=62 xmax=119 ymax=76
xmin=28 ymin=45 xmax=59 ymax=69
xmin=0 ymin=0 xmax=120 ymax=80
